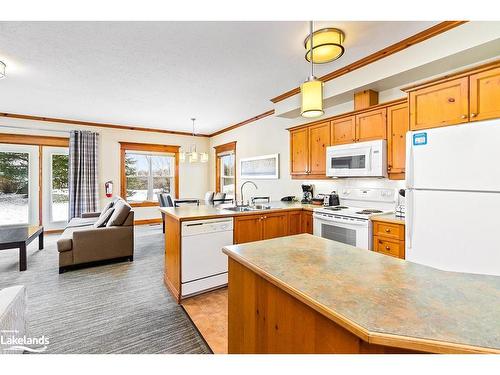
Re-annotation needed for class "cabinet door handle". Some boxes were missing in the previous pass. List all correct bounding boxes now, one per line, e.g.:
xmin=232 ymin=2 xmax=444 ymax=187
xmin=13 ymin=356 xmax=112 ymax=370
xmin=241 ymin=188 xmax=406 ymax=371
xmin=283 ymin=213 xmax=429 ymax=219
xmin=461 ymin=114 xmax=468 ymax=119
xmin=471 ymin=113 xmax=477 ymax=118
xmin=263 ymin=216 xmax=267 ymax=219
xmin=448 ymin=97 xmax=455 ymax=103
xmin=388 ymin=166 xmax=392 ymax=171
xmin=385 ymin=246 xmax=391 ymax=251
xmin=385 ymin=228 xmax=391 ymax=233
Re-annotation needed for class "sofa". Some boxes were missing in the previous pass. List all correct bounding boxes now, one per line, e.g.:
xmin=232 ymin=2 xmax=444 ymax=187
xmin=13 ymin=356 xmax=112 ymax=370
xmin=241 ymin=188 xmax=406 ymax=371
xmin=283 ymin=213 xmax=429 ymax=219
xmin=0 ymin=285 xmax=27 ymax=354
xmin=57 ymin=197 xmax=134 ymax=273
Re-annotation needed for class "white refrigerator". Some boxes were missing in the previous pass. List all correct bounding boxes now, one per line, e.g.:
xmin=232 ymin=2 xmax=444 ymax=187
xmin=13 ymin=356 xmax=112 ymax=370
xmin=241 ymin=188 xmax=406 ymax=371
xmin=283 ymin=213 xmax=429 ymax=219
xmin=406 ymin=119 xmax=500 ymax=276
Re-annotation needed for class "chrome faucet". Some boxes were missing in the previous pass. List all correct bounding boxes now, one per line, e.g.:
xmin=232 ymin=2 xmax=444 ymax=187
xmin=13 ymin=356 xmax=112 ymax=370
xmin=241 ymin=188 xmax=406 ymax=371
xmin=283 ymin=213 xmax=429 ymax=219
xmin=239 ymin=181 xmax=258 ymax=206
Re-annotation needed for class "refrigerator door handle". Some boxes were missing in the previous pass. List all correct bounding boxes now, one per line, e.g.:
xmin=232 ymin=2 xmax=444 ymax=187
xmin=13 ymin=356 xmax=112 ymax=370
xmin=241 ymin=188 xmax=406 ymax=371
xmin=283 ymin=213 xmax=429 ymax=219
xmin=406 ymin=189 xmax=414 ymax=250
xmin=406 ymin=131 xmax=414 ymax=188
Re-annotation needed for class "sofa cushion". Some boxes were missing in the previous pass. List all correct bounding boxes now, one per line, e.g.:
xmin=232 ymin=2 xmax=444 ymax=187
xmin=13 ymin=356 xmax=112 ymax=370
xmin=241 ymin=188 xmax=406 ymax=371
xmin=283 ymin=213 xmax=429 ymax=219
xmin=66 ymin=217 xmax=98 ymax=228
xmin=106 ymin=199 xmax=132 ymax=227
xmin=94 ymin=207 xmax=115 ymax=228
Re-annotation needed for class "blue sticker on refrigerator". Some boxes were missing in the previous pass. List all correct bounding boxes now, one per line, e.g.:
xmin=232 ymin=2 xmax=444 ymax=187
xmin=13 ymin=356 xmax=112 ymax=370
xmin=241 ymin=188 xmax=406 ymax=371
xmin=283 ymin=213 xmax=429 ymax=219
xmin=413 ymin=132 xmax=427 ymax=146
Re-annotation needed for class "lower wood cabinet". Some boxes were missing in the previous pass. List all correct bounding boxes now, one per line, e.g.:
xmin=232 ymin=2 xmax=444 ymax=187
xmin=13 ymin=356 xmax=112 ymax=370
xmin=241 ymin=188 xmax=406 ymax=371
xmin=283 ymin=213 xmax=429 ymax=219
xmin=234 ymin=210 xmax=312 ymax=244
xmin=301 ymin=211 xmax=313 ymax=234
xmin=371 ymin=219 xmax=405 ymax=259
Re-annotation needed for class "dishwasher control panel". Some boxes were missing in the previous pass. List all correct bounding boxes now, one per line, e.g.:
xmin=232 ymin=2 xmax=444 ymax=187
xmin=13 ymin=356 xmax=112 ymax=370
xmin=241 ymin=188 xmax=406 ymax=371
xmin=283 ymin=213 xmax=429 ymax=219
xmin=181 ymin=217 xmax=234 ymax=237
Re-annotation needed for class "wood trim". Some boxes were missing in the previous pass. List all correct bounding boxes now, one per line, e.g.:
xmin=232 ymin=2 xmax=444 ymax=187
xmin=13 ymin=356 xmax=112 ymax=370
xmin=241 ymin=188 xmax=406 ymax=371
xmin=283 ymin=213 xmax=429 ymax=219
xmin=134 ymin=218 xmax=162 ymax=226
xmin=120 ymin=141 xmax=180 ymax=203
xmin=271 ymin=21 xmax=468 ymax=103
xmin=0 ymin=132 xmax=69 ymax=147
xmin=0 ymin=112 xmax=210 ymax=138
xmin=214 ymin=141 xmax=237 ymax=154
xmin=402 ymin=58 xmax=500 ymax=92
xmin=214 ymin=142 xmax=237 ymax=199
xmin=287 ymin=98 xmax=407 ymax=132
xmin=129 ymin=201 xmax=160 ymax=208
xmin=209 ymin=110 xmax=275 ymax=137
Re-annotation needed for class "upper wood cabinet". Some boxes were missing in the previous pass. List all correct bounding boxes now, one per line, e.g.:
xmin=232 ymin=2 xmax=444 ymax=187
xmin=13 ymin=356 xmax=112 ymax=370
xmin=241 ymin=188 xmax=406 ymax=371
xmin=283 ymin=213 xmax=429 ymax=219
xmin=387 ymin=103 xmax=409 ymax=179
xmin=331 ymin=116 xmax=356 ymax=145
xmin=409 ymin=77 xmax=469 ymax=130
xmin=290 ymin=127 xmax=309 ymax=176
xmin=308 ymin=121 xmax=331 ymax=175
xmin=469 ymin=66 xmax=500 ymax=122
xmin=290 ymin=121 xmax=330 ymax=178
xmin=355 ymin=108 xmax=387 ymax=142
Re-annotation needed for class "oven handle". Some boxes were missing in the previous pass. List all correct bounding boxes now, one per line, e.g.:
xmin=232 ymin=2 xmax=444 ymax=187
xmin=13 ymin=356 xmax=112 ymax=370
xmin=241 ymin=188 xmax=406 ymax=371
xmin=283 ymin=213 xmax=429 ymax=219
xmin=313 ymin=213 xmax=368 ymax=226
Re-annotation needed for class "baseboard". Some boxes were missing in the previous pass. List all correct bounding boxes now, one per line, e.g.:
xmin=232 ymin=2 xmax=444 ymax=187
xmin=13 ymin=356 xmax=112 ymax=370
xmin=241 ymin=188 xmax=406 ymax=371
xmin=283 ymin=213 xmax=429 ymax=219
xmin=134 ymin=218 xmax=162 ymax=226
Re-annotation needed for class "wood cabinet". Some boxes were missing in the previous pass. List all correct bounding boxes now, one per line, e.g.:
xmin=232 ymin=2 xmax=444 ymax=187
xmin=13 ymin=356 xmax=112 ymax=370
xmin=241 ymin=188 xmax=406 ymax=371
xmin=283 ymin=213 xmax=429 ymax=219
xmin=308 ymin=122 xmax=331 ymax=175
xmin=234 ymin=210 xmax=310 ymax=244
xmin=290 ymin=128 xmax=309 ymax=176
xmin=331 ymin=116 xmax=356 ymax=145
xmin=387 ymin=103 xmax=409 ymax=180
xmin=288 ymin=211 xmax=302 ymax=235
xmin=301 ymin=211 xmax=313 ymax=234
xmin=355 ymin=108 xmax=387 ymax=141
xmin=372 ymin=218 xmax=405 ymax=259
xmin=409 ymin=77 xmax=469 ymax=130
xmin=469 ymin=66 xmax=500 ymax=122
xmin=262 ymin=212 xmax=289 ymax=240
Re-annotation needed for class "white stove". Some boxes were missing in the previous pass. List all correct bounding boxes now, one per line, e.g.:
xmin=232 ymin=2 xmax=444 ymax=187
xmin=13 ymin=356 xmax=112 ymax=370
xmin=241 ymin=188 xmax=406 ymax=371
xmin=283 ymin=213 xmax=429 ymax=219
xmin=313 ymin=188 xmax=396 ymax=250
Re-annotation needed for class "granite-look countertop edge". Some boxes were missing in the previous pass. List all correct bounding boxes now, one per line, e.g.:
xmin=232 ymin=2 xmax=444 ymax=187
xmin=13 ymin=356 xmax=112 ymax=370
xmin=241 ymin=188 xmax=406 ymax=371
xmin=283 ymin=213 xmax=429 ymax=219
xmin=371 ymin=213 xmax=406 ymax=225
xmin=223 ymin=234 xmax=500 ymax=354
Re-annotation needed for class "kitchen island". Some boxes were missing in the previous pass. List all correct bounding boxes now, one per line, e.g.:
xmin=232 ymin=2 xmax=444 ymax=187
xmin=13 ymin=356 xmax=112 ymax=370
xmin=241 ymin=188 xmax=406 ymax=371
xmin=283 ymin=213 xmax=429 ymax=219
xmin=159 ymin=201 xmax=317 ymax=302
xmin=222 ymin=234 xmax=500 ymax=354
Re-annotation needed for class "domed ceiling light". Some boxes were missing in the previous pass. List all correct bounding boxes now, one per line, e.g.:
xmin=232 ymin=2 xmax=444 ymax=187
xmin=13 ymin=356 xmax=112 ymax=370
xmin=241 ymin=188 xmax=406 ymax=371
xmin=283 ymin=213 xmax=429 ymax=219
xmin=301 ymin=21 xmax=324 ymax=118
xmin=0 ymin=61 xmax=6 ymax=79
xmin=304 ymin=27 xmax=345 ymax=64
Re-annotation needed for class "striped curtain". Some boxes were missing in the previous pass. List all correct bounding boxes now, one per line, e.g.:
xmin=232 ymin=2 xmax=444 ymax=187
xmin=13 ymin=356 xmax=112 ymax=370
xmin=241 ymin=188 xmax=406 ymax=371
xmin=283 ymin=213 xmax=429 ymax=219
xmin=68 ymin=131 xmax=99 ymax=219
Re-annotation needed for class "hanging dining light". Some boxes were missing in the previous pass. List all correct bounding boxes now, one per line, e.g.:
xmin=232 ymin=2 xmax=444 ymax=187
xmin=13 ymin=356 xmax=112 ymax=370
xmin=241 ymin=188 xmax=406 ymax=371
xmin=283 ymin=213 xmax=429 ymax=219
xmin=182 ymin=118 xmax=209 ymax=163
xmin=301 ymin=21 xmax=324 ymax=118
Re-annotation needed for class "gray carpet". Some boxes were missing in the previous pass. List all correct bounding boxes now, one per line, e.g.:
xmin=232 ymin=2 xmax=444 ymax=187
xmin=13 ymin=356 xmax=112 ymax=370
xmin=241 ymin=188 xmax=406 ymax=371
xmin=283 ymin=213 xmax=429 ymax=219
xmin=0 ymin=224 xmax=211 ymax=354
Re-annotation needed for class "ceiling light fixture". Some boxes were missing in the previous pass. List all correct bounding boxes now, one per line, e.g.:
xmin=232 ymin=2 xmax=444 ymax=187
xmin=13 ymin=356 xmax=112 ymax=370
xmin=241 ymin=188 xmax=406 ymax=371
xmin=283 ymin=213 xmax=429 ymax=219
xmin=179 ymin=118 xmax=209 ymax=163
xmin=304 ymin=27 xmax=345 ymax=64
xmin=0 ymin=61 xmax=6 ymax=79
xmin=301 ymin=21 xmax=324 ymax=118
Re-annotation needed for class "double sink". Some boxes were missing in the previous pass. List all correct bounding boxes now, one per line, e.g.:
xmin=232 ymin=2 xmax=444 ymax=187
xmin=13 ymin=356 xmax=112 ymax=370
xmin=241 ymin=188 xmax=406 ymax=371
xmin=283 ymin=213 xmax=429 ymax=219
xmin=223 ymin=204 xmax=272 ymax=212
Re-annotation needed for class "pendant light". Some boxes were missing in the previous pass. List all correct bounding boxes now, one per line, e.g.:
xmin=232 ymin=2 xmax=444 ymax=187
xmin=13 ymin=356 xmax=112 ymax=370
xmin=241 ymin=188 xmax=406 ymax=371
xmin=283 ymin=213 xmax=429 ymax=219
xmin=181 ymin=118 xmax=209 ymax=164
xmin=301 ymin=21 xmax=324 ymax=118
xmin=304 ymin=28 xmax=344 ymax=64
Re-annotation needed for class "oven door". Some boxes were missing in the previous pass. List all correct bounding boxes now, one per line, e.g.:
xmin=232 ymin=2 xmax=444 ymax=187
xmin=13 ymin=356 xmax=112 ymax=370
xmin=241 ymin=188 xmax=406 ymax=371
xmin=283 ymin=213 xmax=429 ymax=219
xmin=326 ymin=145 xmax=372 ymax=177
xmin=313 ymin=213 xmax=370 ymax=250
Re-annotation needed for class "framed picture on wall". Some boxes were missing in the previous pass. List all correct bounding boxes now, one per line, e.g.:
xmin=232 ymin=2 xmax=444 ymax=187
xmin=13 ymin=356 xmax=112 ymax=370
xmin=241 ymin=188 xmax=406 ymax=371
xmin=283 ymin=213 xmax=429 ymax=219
xmin=240 ymin=154 xmax=279 ymax=179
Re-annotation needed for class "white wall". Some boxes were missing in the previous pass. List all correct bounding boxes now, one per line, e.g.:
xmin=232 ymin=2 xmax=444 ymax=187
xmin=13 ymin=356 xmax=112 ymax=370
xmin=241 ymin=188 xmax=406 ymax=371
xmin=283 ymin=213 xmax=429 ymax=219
xmin=0 ymin=117 xmax=210 ymax=221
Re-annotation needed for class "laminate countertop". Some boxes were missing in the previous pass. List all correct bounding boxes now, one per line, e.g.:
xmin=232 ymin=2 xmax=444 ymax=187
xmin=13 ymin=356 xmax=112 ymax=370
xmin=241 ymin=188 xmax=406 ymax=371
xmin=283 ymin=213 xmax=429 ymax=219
xmin=371 ymin=213 xmax=406 ymax=225
xmin=159 ymin=201 xmax=318 ymax=221
xmin=222 ymin=234 xmax=500 ymax=354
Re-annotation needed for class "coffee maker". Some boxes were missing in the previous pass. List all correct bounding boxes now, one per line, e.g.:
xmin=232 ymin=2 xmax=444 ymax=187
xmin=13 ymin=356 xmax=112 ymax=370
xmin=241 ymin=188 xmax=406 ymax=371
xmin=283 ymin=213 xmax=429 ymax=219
xmin=301 ymin=184 xmax=314 ymax=203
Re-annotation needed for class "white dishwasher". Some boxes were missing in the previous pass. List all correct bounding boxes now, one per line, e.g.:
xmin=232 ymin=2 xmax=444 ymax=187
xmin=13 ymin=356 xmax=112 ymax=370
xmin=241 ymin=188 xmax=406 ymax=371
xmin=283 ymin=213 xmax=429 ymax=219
xmin=181 ymin=217 xmax=233 ymax=297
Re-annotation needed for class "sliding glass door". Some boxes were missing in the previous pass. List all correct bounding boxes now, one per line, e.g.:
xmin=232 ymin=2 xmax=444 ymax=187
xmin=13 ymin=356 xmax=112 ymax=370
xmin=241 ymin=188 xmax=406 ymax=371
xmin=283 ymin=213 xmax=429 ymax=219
xmin=0 ymin=144 xmax=39 ymax=226
xmin=43 ymin=147 xmax=69 ymax=229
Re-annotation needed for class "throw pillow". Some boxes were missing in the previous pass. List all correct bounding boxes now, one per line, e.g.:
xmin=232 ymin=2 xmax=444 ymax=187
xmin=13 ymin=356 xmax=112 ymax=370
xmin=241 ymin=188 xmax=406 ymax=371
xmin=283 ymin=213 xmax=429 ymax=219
xmin=94 ymin=208 xmax=115 ymax=228
xmin=106 ymin=199 xmax=132 ymax=227
xmin=98 ymin=200 xmax=115 ymax=220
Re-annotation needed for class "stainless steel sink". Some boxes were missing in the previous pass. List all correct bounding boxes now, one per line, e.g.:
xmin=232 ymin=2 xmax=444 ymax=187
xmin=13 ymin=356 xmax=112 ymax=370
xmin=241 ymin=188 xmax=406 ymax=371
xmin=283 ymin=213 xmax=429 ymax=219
xmin=223 ymin=206 xmax=256 ymax=212
xmin=223 ymin=204 xmax=272 ymax=212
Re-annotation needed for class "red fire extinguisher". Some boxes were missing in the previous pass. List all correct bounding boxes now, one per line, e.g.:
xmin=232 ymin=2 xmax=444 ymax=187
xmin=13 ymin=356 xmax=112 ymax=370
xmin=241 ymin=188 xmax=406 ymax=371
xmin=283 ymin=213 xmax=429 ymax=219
xmin=105 ymin=181 xmax=113 ymax=198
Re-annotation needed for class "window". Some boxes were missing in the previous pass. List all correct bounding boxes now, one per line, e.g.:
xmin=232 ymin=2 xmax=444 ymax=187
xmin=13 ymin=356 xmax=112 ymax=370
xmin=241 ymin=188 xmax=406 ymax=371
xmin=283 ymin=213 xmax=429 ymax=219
xmin=47 ymin=150 xmax=69 ymax=223
xmin=120 ymin=142 xmax=179 ymax=206
xmin=214 ymin=142 xmax=236 ymax=199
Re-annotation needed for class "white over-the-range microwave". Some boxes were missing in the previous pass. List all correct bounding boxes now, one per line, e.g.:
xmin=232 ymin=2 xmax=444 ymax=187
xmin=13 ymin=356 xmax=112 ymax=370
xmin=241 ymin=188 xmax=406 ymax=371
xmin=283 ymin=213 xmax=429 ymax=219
xmin=326 ymin=139 xmax=387 ymax=178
